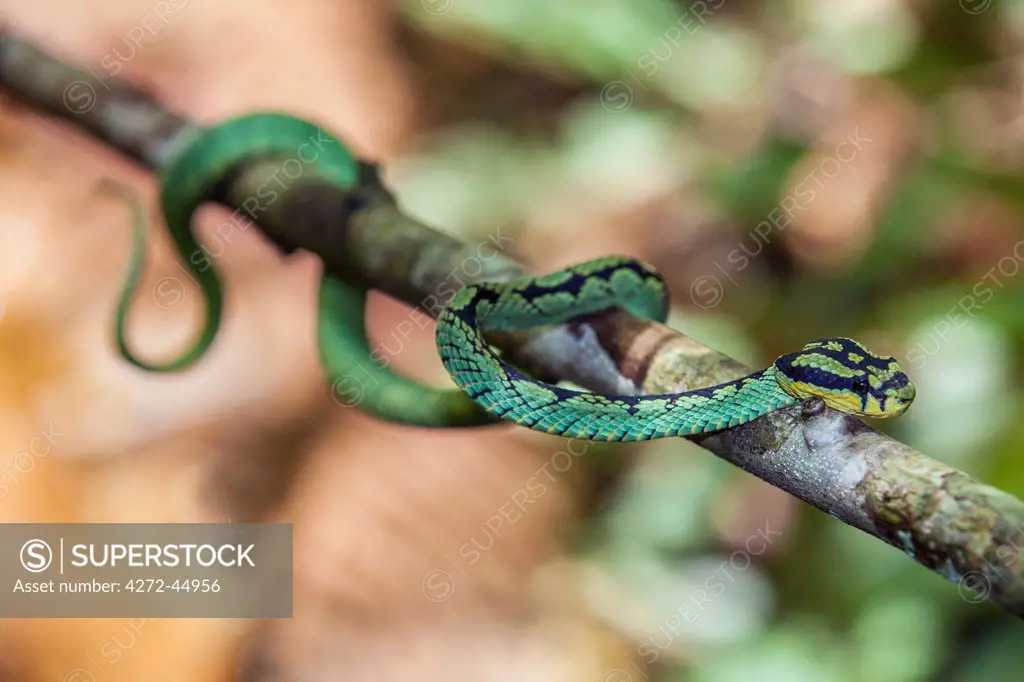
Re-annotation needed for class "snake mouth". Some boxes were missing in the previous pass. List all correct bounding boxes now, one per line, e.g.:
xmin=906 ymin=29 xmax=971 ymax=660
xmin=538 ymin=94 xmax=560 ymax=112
xmin=813 ymin=380 xmax=916 ymax=418
xmin=871 ymin=398 xmax=912 ymax=418
xmin=870 ymin=381 xmax=917 ymax=418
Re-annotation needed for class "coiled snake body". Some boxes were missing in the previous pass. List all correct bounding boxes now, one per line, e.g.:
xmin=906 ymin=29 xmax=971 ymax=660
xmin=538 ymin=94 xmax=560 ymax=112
xmin=108 ymin=111 xmax=915 ymax=439
xmin=435 ymin=256 xmax=916 ymax=441
xmin=110 ymin=113 xmax=491 ymax=427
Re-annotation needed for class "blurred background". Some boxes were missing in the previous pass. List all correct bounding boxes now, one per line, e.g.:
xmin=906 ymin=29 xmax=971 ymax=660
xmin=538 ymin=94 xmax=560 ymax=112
xmin=0 ymin=0 xmax=1023 ymax=680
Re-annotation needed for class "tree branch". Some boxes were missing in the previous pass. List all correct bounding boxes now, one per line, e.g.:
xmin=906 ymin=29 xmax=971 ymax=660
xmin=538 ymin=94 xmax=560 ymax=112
xmin=2 ymin=28 xmax=1022 ymax=619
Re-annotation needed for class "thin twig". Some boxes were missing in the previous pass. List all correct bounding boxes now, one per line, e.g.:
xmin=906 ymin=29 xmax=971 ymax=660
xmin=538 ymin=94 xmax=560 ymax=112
xmin=1 ymin=28 xmax=1022 ymax=619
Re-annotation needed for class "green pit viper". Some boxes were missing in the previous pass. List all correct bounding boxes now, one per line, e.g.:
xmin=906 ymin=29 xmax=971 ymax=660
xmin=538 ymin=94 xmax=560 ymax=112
xmin=433 ymin=264 xmax=917 ymax=441
xmin=107 ymin=112 xmax=916 ymax=440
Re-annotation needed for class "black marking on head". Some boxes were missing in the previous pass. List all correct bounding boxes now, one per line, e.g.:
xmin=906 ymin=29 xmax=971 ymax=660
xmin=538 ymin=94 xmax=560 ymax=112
xmin=776 ymin=337 xmax=914 ymax=415
xmin=774 ymin=353 xmax=863 ymax=403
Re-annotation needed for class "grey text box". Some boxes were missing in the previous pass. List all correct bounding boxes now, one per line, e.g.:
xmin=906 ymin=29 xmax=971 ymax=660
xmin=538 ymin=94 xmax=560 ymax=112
xmin=0 ymin=523 xmax=292 ymax=618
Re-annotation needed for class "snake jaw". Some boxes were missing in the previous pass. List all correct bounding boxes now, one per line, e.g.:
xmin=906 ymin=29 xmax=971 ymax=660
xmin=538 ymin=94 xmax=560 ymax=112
xmin=778 ymin=375 xmax=915 ymax=418
xmin=778 ymin=379 xmax=866 ymax=415
xmin=875 ymin=378 xmax=916 ymax=418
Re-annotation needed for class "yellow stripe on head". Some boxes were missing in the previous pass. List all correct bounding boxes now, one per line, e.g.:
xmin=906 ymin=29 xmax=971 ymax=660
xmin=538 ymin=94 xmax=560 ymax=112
xmin=790 ymin=353 xmax=863 ymax=378
xmin=773 ymin=337 xmax=917 ymax=419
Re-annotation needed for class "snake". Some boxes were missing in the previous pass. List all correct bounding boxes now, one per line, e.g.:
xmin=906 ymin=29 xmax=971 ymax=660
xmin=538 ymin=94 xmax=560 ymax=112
xmin=108 ymin=112 xmax=492 ymax=427
xmin=435 ymin=256 xmax=917 ymax=441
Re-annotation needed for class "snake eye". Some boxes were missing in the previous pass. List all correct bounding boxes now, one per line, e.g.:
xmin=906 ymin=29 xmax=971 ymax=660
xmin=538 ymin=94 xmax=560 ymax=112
xmin=852 ymin=377 xmax=869 ymax=394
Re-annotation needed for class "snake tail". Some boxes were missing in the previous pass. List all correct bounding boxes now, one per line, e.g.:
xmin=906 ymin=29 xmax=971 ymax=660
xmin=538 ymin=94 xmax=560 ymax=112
xmin=114 ymin=113 xmax=351 ymax=372
xmin=113 ymin=112 xmax=493 ymax=427
xmin=436 ymin=256 xmax=916 ymax=441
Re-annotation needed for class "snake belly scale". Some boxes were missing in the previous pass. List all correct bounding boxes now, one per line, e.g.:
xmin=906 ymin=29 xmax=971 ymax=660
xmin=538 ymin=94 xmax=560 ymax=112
xmin=436 ymin=256 xmax=917 ymax=442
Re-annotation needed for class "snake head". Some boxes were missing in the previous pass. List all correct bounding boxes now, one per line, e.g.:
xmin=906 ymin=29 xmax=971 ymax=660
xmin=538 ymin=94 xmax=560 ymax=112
xmin=773 ymin=338 xmax=916 ymax=418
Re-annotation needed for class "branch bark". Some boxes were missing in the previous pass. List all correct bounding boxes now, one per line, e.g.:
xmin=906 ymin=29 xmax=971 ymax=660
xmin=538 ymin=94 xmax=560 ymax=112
xmin=2 ymin=29 xmax=1023 ymax=618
